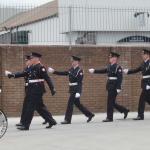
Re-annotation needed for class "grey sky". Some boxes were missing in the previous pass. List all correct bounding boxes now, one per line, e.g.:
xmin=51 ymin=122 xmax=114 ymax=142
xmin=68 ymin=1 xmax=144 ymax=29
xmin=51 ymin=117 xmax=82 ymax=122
xmin=0 ymin=0 xmax=53 ymax=5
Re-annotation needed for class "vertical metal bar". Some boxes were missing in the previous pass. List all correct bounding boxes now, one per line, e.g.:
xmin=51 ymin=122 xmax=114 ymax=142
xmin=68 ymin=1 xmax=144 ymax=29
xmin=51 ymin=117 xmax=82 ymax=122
xmin=108 ymin=6 xmax=110 ymax=43
xmin=50 ymin=5 xmax=52 ymax=43
xmin=128 ymin=6 xmax=129 ymax=44
xmin=72 ymin=5 xmax=74 ymax=44
xmin=15 ymin=3 xmax=17 ymax=44
xmin=57 ymin=5 xmax=59 ymax=43
xmin=114 ymin=7 xmax=118 ymax=42
xmin=147 ymin=7 xmax=149 ymax=42
xmin=143 ymin=7 xmax=145 ymax=43
xmin=61 ymin=5 xmax=63 ymax=43
xmin=65 ymin=5 xmax=67 ymax=43
xmin=97 ymin=6 xmax=99 ymax=44
xmin=93 ymin=5 xmax=96 ymax=45
xmin=125 ymin=6 xmax=126 ymax=43
xmin=134 ymin=6 xmax=136 ymax=44
xmin=144 ymin=7 xmax=146 ymax=43
xmin=105 ymin=6 xmax=107 ymax=44
xmin=80 ymin=5 xmax=82 ymax=45
xmin=102 ymin=6 xmax=104 ymax=44
xmin=122 ymin=6 xmax=124 ymax=43
xmin=82 ymin=5 xmax=85 ymax=45
xmin=69 ymin=5 xmax=72 ymax=45
xmin=120 ymin=6 xmax=122 ymax=44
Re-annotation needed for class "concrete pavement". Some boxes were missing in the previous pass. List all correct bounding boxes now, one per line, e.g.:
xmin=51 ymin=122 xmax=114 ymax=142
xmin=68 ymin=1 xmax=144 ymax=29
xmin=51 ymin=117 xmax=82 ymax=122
xmin=1 ymin=112 xmax=150 ymax=150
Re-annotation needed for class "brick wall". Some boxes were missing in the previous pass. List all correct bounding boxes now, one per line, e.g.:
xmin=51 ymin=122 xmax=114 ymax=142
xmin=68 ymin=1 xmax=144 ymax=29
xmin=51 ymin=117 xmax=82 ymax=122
xmin=0 ymin=45 xmax=149 ymax=117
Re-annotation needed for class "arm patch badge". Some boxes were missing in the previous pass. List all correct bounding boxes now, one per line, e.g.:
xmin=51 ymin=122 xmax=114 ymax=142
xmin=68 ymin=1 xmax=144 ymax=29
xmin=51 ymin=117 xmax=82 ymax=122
xmin=42 ymin=68 xmax=46 ymax=72
xmin=119 ymin=69 xmax=122 ymax=72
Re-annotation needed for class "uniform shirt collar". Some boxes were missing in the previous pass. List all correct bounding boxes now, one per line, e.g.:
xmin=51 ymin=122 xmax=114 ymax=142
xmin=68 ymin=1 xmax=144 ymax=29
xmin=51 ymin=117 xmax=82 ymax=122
xmin=144 ymin=58 xmax=149 ymax=63
xmin=111 ymin=62 xmax=117 ymax=66
xmin=73 ymin=65 xmax=79 ymax=69
xmin=28 ymin=65 xmax=32 ymax=68
xmin=33 ymin=61 xmax=40 ymax=66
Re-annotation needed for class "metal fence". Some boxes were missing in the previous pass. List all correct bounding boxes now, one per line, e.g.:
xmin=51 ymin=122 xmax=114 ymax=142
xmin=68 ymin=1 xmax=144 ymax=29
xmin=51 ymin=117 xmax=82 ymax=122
xmin=0 ymin=3 xmax=150 ymax=45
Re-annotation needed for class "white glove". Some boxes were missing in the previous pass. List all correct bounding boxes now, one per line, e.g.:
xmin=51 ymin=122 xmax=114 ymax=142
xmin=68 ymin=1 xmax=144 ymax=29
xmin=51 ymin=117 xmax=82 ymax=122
xmin=48 ymin=67 xmax=54 ymax=73
xmin=116 ymin=89 xmax=121 ymax=93
xmin=123 ymin=69 xmax=129 ymax=74
xmin=146 ymin=85 xmax=150 ymax=90
xmin=0 ymin=89 xmax=1 ymax=93
xmin=5 ymin=70 xmax=12 ymax=76
xmin=75 ymin=93 xmax=80 ymax=98
xmin=89 ymin=68 xmax=94 ymax=73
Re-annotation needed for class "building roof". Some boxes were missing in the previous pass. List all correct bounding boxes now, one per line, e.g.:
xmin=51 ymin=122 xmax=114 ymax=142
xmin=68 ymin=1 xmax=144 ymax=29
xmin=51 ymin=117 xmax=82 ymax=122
xmin=0 ymin=0 xmax=58 ymax=31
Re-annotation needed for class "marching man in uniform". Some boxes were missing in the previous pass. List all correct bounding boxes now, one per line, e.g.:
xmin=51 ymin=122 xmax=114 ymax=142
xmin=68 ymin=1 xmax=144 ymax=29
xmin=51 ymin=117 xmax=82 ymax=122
xmin=5 ymin=55 xmax=47 ymax=127
xmin=48 ymin=55 xmax=95 ymax=124
xmin=7 ymin=52 xmax=57 ymax=130
xmin=123 ymin=49 xmax=150 ymax=120
xmin=89 ymin=52 xmax=130 ymax=122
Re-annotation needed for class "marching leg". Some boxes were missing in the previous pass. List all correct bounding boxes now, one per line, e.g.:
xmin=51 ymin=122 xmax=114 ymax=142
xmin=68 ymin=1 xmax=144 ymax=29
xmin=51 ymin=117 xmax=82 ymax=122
xmin=61 ymin=94 xmax=75 ymax=124
xmin=75 ymin=97 xmax=95 ymax=122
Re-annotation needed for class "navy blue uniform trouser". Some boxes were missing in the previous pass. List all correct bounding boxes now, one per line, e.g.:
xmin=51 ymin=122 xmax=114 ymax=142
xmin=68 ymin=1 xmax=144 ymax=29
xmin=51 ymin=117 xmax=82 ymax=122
xmin=107 ymin=89 xmax=127 ymax=120
xmin=138 ymin=89 xmax=150 ymax=118
xmin=65 ymin=93 xmax=93 ymax=122
xmin=20 ymin=94 xmax=46 ymax=123
xmin=22 ymin=94 xmax=56 ymax=127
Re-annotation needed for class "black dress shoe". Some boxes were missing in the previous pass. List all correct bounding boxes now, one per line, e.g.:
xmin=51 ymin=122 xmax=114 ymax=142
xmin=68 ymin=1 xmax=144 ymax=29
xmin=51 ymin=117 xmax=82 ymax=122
xmin=42 ymin=120 xmax=48 ymax=125
xmin=87 ymin=114 xmax=95 ymax=122
xmin=61 ymin=120 xmax=71 ymax=124
xmin=16 ymin=123 xmax=23 ymax=126
xmin=46 ymin=124 xmax=53 ymax=128
xmin=46 ymin=121 xmax=57 ymax=128
xmin=133 ymin=116 xmax=144 ymax=120
xmin=103 ymin=119 xmax=113 ymax=122
xmin=17 ymin=126 xmax=29 ymax=130
xmin=124 ymin=108 xmax=130 ymax=119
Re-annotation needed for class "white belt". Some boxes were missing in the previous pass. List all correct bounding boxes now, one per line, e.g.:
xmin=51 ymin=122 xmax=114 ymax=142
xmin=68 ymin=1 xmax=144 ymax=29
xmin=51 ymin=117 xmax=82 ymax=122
xmin=69 ymin=82 xmax=78 ymax=86
xmin=25 ymin=83 xmax=28 ymax=86
xmin=107 ymin=77 xmax=117 ymax=80
xmin=142 ymin=75 xmax=150 ymax=79
xmin=29 ymin=79 xmax=44 ymax=83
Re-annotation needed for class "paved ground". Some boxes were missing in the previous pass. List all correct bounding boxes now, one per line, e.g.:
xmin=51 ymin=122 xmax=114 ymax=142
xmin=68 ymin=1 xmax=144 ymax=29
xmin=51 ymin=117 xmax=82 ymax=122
xmin=1 ymin=112 xmax=150 ymax=150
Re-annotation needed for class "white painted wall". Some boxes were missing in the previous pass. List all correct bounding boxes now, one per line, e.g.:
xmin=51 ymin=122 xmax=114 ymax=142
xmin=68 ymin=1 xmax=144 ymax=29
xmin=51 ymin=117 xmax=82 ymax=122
xmin=15 ymin=17 xmax=68 ymax=45
xmin=58 ymin=0 xmax=150 ymax=33
xmin=58 ymin=0 xmax=150 ymax=7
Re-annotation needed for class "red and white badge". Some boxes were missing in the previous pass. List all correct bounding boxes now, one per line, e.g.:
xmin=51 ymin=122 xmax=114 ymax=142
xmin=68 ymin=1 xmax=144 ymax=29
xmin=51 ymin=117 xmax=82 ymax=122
xmin=42 ymin=68 xmax=46 ymax=72
xmin=119 ymin=69 xmax=122 ymax=72
xmin=80 ymin=72 xmax=83 ymax=75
